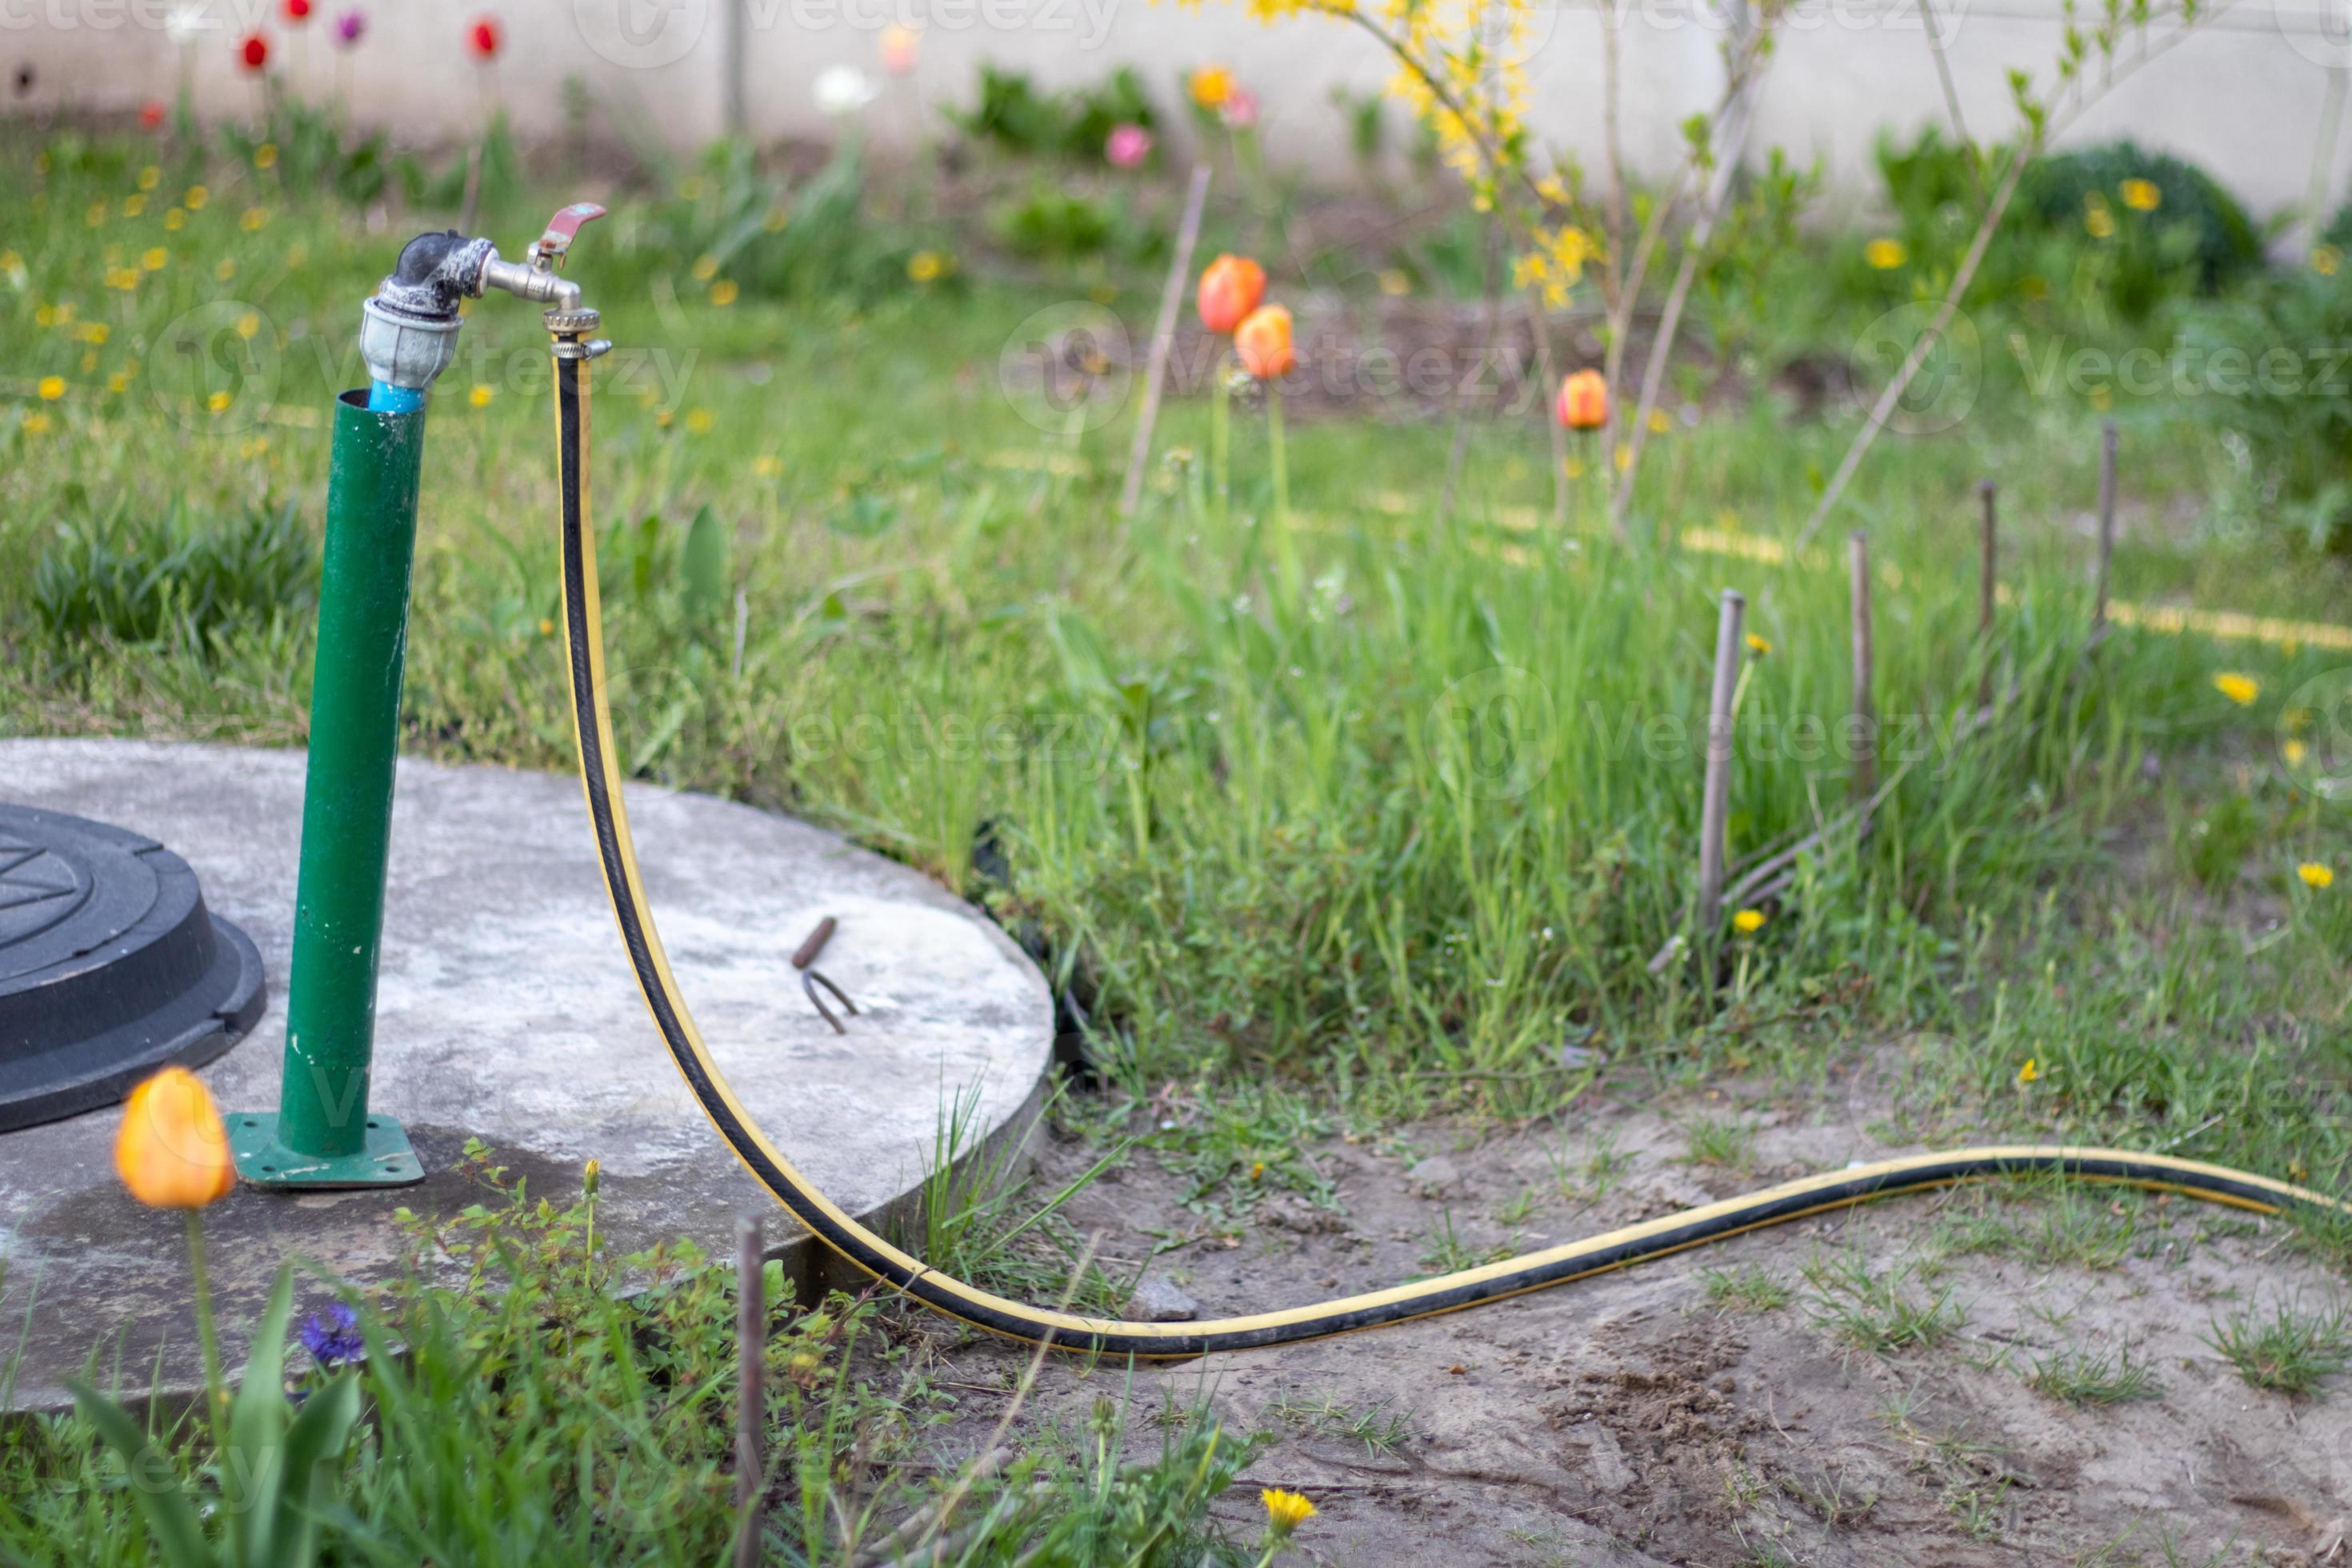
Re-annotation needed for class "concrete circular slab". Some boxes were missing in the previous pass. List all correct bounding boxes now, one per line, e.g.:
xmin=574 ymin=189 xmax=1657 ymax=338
xmin=0 ymin=739 xmax=1053 ymax=1411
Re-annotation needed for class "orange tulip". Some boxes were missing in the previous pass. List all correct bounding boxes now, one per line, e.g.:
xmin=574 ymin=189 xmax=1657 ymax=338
xmin=115 ymin=1066 xmax=235 ymax=1209
xmin=1196 ymin=254 xmax=1266 ymax=335
xmin=1555 ymin=369 xmax=1608 ymax=431
xmin=1234 ymin=305 xmax=1294 ymax=380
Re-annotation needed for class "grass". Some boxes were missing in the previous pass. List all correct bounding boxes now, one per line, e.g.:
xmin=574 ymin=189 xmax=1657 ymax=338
xmin=1802 ymin=1246 xmax=1966 ymax=1356
xmin=2202 ymin=1296 xmax=2352 ymax=1396
xmin=2024 ymin=1344 xmax=2162 ymax=1406
xmin=0 ymin=1142 xmax=1263 ymax=1565
xmin=1262 ymin=1390 xmax=1414 ymax=1456
xmin=1702 ymin=1262 xmax=1796 ymax=1315
xmin=3 ymin=119 xmax=2352 ymax=1560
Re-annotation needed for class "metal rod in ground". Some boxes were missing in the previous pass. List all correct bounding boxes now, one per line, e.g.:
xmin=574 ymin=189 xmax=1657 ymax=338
xmin=734 ymin=1214 xmax=764 ymax=1568
xmin=1977 ymin=478 xmax=1998 ymax=712
xmin=1117 ymin=163 xmax=1214 ymax=518
xmin=1850 ymin=530 xmax=1876 ymax=809
xmin=721 ymin=0 xmax=747 ymax=138
xmin=2091 ymin=418 xmax=2118 ymax=637
xmin=1698 ymin=590 xmax=1746 ymax=933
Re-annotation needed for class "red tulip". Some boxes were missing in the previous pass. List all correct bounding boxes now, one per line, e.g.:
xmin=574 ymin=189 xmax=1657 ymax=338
xmin=284 ymin=0 xmax=312 ymax=21
xmin=469 ymin=16 xmax=501 ymax=58
xmin=139 ymin=99 xmax=166 ymax=130
xmin=1196 ymin=254 xmax=1265 ymax=336
xmin=1555 ymin=368 xmax=1607 ymax=431
xmin=239 ymin=33 xmax=270 ymax=71
xmin=1234 ymin=304 xmax=1294 ymax=380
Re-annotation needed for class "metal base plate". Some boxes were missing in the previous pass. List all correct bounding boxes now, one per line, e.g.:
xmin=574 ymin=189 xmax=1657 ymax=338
xmin=228 ymin=1110 xmax=423 ymax=1189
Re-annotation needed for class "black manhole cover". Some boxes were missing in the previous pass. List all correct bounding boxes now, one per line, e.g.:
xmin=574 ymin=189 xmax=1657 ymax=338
xmin=0 ymin=803 xmax=264 ymax=1131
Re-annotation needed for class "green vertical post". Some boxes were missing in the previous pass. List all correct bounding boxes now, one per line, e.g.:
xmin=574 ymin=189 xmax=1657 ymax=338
xmin=229 ymin=389 xmax=428 ymax=1187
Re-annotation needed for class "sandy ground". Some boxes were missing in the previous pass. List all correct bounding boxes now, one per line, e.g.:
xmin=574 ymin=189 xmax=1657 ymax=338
xmin=902 ymin=1082 xmax=2352 ymax=1566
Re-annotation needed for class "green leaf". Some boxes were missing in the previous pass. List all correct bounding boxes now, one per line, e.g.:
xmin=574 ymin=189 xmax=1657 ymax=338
xmin=681 ymin=505 xmax=730 ymax=623
xmin=224 ymin=1266 xmax=298 ymax=1565
xmin=66 ymin=1380 xmax=214 ymax=1568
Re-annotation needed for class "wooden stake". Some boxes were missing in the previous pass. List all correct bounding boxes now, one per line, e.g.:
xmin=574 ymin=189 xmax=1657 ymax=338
xmin=2091 ymin=418 xmax=2118 ymax=638
xmin=1698 ymin=589 xmax=1745 ymax=932
xmin=734 ymin=1214 xmax=764 ymax=1568
xmin=1849 ymin=531 xmax=1875 ymax=808
xmin=1116 ymin=163 xmax=1214 ymax=519
xmin=1976 ymin=478 xmax=1998 ymax=712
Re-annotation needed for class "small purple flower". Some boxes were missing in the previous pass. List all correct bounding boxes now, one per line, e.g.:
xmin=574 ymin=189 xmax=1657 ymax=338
xmin=298 ymin=1302 xmax=364 ymax=1369
xmin=334 ymin=8 xmax=366 ymax=45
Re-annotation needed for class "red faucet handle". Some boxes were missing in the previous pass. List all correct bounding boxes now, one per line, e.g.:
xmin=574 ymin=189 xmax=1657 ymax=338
xmin=529 ymin=202 xmax=607 ymax=270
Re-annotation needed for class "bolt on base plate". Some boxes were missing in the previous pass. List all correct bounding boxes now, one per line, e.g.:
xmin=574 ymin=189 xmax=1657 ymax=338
xmin=228 ymin=1111 xmax=424 ymax=1189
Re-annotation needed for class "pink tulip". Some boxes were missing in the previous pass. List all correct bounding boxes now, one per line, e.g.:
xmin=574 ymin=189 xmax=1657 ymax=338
xmin=1106 ymin=124 xmax=1153 ymax=169
xmin=1219 ymin=88 xmax=1258 ymax=130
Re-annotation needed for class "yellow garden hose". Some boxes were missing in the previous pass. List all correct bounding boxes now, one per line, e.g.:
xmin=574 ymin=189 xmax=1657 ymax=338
xmin=546 ymin=328 xmax=2342 ymax=1359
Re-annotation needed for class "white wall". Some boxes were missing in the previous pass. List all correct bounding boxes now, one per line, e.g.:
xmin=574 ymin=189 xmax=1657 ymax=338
xmin=4 ymin=0 xmax=2347 ymax=218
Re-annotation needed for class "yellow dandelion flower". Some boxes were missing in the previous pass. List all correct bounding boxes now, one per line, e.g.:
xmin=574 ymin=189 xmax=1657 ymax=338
xmin=1614 ymin=442 xmax=1633 ymax=473
xmin=1865 ymin=237 xmax=1906 ymax=270
xmin=86 ymin=202 xmax=107 ymax=227
xmin=1563 ymin=454 xmax=1585 ymax=479
xmin=2302 ymin=862 xmax=2336 ymax=890
xmin=1189 ymin=65 xmax=1234 ymax=110
xmin=37 ymin=375 xmax=65 ymax=402
xmin=2286 ymin=738 xmax=2310 ymax=766
xmin=1378 ymin=268 xmax=1410 ymax=296
xmin=206 ymin=390 xmax=232 ymax=412
xmin=20 ymin=411 xmax=51 ymax=434
xmin=1261 ymin=1488 xmax=1317 ymax=1532
xmin=2084 ymin=197 xmax=2115 ymax=240
xmin=164 ymin=207 xmax=186 ymax=231
xmin=2018 ymin=1058 xmax=2040 ymax=1084
xmin=469 ymin=384 xmax=494 ymax=408
xmin=710 ymin=278 xmax=739 ymax=306
xmin=78 ymin=322 xmax=109 ymax=344
xmin=654 ymin=408 xmax=674 ymax=430
xmin=2317 ymin=246 xmax=2342 ymax=278
xmin=1746 ymin=634 xmax=1770 ymax=658
xmin=33 ymin=304 xmax=53 ymax=326
xmin=214 ymin=258 xmax=236 ymax=282
xmin=123 ymin=194 xmax=146 ymax=218
xmin=235 ymin=313 xmax=261 ymax=341
xmin=183 ymin=184 xmax=208 ymax=210
xmin=684 ymin=407 xmax=714 ymax=434
xmin=254 ymin=142 xmax=278 ymax=170
xmin=0 ymin=250 xmax=19 ymax=274
xmin=691 ymin=254 xmax=719 ymax=282
xmin=105 ymin=267 xmax=141 ymax=290
xmin=106 ymin=371 xmax=127 ymax=394
xmin=2119 ymin=178 xmax=2160 ymax=212
xmin=141 ymin=247 xmax=167 ymax=271
xmin=907 ymin=250 xmax=946 ymax=282
xmin=1732 ymin=908 xmax=1766 ymax=934
xmin=239 ymin=207 xmax=269 ymax=233
xmin=754 ymin=454 xmax=783 ymax=478
xmin=2212 ymin=672 xmax=2259 ymax=707
xmin=137 ymin=165 xmax=160 ymax=191
xmin=78 ymin=351 xmax=97 ymax=374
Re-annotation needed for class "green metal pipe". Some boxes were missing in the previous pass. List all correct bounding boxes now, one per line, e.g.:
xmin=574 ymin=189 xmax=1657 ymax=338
xmin=230 ymin=389 xmax=429 ymax=1186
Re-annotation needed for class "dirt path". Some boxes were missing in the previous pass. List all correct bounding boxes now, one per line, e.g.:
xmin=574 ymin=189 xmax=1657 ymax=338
xmin=910 ymin=1089 xmax=2352 ymax=1566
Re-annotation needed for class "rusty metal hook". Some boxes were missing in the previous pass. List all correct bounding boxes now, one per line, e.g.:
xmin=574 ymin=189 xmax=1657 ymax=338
xmin=792 ymin=916 xmax=858 ymax=1035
